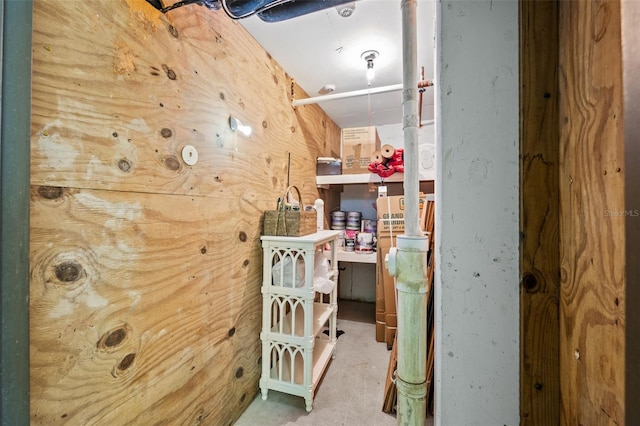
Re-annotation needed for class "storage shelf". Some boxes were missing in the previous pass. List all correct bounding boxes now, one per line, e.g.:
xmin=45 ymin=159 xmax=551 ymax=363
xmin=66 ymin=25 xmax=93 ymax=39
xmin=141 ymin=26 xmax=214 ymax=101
xmin=268 ymin=338 xmax=335 ymax=394
xmin=310 ymin=339 xmax=335 ymax=387
xmin=260 ymin=231 xmax=339 ymax=412
xmin=336 ymin=249 xmax=376 ymax=264
xmin=261 ymin=229 xmax=339 ymax=245
xmin=316 ymin=173 xmax=404 ymax=185
xmin=271 ymin=302 xmax=334 ymax=337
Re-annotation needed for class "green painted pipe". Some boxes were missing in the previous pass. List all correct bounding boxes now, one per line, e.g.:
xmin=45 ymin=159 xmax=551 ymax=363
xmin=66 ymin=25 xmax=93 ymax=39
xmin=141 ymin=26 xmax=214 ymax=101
xmin=388 ymin=235 xmax=429 ymax=425
xmin=394 ymin=0 xmax=429 ymax=424
xmin=1 ymin=1 xmax=33 ymax=425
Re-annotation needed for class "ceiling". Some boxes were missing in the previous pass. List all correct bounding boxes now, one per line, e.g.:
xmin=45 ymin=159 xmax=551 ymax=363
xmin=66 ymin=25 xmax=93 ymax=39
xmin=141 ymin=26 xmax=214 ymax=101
xmin=238 ymin=0 xmax=435 ymax=129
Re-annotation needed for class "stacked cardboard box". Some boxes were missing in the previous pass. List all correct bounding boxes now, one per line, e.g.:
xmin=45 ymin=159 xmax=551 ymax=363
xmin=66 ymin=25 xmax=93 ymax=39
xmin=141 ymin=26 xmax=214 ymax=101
xmin=383 ymin=195 xmax=435 ymax=414
xmin=341 ymin=126 xmax=381 ymax=174
xmin=375 ymin=193 xmax=429 ymax=346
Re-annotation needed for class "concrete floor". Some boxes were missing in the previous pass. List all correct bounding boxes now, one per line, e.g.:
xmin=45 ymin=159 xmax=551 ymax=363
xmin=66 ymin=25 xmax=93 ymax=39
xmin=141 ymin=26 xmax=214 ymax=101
xmin=235 ymin=300 xmax=434 ymax=426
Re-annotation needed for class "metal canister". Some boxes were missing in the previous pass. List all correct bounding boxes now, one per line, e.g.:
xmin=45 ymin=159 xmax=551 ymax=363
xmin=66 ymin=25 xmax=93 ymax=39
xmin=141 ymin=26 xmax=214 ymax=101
xmin=346 ymin=211 xmax=361 ymax=230
xmin=362 ymin=219 xmax=377 ymax=234
xmin=331 ymin=211 xmax=346 ymax=230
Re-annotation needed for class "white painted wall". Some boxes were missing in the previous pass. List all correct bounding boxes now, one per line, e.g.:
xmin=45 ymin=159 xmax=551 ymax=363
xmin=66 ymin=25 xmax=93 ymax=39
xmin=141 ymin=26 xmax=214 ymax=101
xmin=338 ymin=262 xmax=376 ymax=302
xmin=338 ymin=184 xmax=377 ymax=302
xmin=376 ymin=121 xmax=436 ymax=181
xmin=435 ymin=1 xmax=519 ymax=425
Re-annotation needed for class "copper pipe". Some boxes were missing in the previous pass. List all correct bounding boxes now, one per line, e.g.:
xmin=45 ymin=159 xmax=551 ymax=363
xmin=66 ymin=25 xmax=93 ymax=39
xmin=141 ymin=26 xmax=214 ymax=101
xmin=419 ymin=69 xmax=423 ymax=128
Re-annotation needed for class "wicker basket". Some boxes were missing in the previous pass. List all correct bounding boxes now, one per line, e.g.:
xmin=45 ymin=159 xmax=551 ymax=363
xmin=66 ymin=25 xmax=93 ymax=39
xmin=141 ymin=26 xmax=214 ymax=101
xmin=263 ymin=186 xmax=317 ymax=237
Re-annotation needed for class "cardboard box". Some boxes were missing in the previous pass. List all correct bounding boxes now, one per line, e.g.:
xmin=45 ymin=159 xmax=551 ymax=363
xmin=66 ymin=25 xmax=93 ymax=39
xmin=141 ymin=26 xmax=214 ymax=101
xmin=386 ymin=314 xmax=397 ymax=346
xmin=341 ymin=126 xmax=381 ymax=174
xmin=385 ymin=313 xmax=397 ymax=328
xmin=376 ymin=194 xmax=428 ymax=232
xmin=375 ymin=247 xmax=386 ymax=343
xmin=376 ymin=320 xmax=386 ymax=343
xmin=385 ymin=324 xmax=396 ymax=347
xmin=377 ymin=234 xmax=397 ymax=325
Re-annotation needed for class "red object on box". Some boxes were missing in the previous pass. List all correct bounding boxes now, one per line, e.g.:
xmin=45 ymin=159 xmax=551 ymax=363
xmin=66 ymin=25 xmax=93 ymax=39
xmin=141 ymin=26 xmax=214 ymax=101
xmin=368 ymin=148 xmax=404 ymax=178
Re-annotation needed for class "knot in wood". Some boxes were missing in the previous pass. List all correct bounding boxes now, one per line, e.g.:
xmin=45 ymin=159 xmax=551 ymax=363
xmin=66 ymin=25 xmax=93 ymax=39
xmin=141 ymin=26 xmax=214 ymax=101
xmin=38 ymin=186 xmax=64 ymax=200
xmin=522 ymin=273 xmax=538 ymax=292
xmin=55 ymin=261 xmax=82 ymax=282
xmin=118 ymin=159 xmax=132 ymax=173
xmin=118 ymin=353 xmax=136 ymax=372
xmin=164 ymin=156 xmax=180 ymax=171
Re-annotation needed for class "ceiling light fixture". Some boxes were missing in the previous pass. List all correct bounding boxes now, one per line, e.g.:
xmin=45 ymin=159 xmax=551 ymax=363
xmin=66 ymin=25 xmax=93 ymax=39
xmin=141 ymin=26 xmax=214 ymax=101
xmin=318 ymin=84 xmax=336 ymax=95
xmin=361 ymin=50 xmax=379 ymax=86
xmin=336 ymin=2 xmax=355 ymax=17
xmin=229 ymin=116 xmax=252 ymax=136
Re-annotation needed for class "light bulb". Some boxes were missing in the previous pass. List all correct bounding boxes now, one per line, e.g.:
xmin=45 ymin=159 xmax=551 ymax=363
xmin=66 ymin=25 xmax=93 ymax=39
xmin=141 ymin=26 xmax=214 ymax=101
xmin=366 ymin=64 xmax=375 ymax=84
xmin=361 ymin=50 xmax=378 ymax=85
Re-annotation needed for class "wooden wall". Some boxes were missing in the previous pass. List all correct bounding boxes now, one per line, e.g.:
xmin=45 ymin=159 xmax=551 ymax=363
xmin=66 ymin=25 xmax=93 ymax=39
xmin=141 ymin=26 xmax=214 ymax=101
xmin=29 ymin=1 xmax=340 ymax=424
xmin=519 ymin=1 xmax=560 ymax=424
xmin=558 ymin=0 xmax=625 ymax=424
xmin=522 ymin=0 xmax=625 ymax=423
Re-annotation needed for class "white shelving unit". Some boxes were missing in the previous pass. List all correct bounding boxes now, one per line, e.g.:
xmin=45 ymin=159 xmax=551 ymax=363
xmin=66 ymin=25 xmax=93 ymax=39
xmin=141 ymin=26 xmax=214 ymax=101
xmin=336 ymin=249 xmax=376 ymax=264
xmin=316 ymin=172 xmax=405 ymax=187
xmin=259 ymin=230 xmax=340 ymax=412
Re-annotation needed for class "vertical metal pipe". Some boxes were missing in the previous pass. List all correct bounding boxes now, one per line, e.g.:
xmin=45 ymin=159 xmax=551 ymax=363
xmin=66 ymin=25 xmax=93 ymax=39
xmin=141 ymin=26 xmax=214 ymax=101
xmin=0 ymin=1 xmax=33 ymax=425
xmin=392 ymin=235 xmax=428 ymax=425
xmin=401 ymin=0 xmax=420 ymax=238
xmin=623 ymin=1 xmax=640 ymax=424
xmin=393 ymin=0 xmax=429 ymax=424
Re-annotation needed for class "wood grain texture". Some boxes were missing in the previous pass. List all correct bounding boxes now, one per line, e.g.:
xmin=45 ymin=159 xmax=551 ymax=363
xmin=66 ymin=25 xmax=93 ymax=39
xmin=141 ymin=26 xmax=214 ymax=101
xmin=520 ymin=1 xmax=560 ymax=424
xmin=30 ymin=0 xmax=341 ymax=424
xmin=558 ymin=1 xmax=625 ymax=424
xmin=31 ymin=0 xmax=338 ymax=204
xmin=30 ymin=186 xmax=266 ymax=424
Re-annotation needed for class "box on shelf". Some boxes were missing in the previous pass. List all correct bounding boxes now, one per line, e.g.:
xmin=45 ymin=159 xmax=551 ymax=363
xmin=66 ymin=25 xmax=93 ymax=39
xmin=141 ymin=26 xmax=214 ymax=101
xmin=341 ymin=126 xmax=381 ymax=175
xmin=376 ymin=193 xmax=428 ymax=233
xmin=316 ymin=157 xmax=342 ymax=176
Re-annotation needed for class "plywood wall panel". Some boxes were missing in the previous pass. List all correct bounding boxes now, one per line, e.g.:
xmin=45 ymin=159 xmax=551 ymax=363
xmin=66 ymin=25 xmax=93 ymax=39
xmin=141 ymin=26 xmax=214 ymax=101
xmin=558 ymin=1 xmax=625 ymax=424
xmin=31 ymin=0 xmax=337 ymax=204
xmin=30 ymin=186 xmax=266 ymax=424
xmin=30 ymin=0 xmax=341 ymax=424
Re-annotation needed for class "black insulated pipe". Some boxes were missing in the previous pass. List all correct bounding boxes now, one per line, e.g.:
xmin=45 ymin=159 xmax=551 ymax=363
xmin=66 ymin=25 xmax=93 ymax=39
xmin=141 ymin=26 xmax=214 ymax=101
xmin=146 ymin=0 xmax=357 ymax=22
xmin=256 ymin=0 xmax=356 ymax=22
